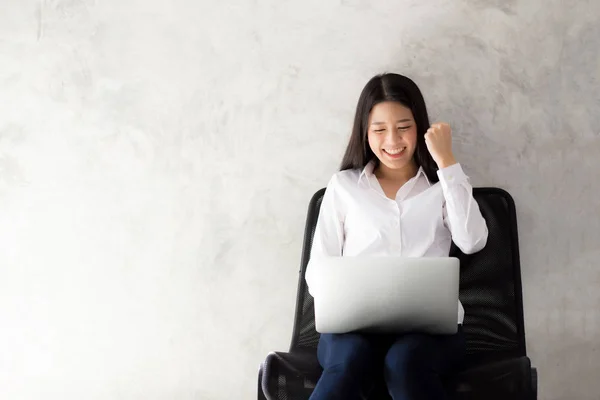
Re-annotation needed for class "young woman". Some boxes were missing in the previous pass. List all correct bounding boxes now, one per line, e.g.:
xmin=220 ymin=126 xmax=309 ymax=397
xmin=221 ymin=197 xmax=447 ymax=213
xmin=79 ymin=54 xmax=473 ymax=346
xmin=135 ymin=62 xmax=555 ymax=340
xmin=306 ymin=73 xmax=489 ymax=400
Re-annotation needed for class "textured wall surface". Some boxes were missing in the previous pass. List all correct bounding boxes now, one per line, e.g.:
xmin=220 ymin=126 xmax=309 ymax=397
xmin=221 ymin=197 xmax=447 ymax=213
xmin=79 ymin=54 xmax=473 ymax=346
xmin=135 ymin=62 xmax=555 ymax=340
xmin=0 ymin=1 xmax=599 ymax=399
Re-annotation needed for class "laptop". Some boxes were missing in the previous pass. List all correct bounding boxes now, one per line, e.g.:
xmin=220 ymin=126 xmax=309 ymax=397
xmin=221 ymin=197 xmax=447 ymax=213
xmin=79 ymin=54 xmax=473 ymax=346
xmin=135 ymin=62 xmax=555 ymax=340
xmin=309 ymin=257 xmax=460 ymax=335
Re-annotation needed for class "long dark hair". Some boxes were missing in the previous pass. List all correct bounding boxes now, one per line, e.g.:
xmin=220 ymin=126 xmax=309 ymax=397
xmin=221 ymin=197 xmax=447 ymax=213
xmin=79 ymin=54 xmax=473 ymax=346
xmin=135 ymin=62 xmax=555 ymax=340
xmin=340 ymin=73 xmax=439 ymax=183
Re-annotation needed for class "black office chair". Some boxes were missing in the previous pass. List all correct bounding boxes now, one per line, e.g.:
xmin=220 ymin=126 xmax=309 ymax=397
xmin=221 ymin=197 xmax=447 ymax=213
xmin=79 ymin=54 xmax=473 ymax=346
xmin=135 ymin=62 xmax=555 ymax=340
xmin=258 ymin=187 xmax=537 ymax=400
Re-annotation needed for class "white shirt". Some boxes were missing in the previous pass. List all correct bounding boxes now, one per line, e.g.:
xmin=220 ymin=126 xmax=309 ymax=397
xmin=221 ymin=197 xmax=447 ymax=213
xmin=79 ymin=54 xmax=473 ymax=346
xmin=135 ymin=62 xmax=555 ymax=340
xmin=306 ymin=161 xmax=489 ymax=324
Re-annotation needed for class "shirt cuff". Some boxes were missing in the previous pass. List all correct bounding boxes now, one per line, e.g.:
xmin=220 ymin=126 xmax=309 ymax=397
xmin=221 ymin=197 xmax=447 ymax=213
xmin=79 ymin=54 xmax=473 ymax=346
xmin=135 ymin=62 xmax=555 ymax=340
xmin=437 ymin=163 xmax=469 ymax=188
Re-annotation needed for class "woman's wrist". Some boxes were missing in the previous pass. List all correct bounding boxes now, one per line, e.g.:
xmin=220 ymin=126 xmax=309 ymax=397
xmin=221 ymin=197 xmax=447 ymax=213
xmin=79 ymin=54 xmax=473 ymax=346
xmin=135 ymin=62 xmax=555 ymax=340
xmin=437 ymin=156 xmax=457 ymax=169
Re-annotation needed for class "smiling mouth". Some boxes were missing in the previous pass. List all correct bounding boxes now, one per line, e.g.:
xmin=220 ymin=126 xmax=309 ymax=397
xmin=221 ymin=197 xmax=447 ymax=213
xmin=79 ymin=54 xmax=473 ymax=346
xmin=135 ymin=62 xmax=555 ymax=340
xmin=383 ymin=147 xmax=406 ymax=157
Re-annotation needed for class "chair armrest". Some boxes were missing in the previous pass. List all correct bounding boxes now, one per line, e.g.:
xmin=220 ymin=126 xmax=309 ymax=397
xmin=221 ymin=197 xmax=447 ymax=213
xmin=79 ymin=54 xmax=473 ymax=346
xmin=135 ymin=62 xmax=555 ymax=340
xmin=258 ymin=362 xmax=267 ymax=400
xmin=452 ymin=356 xmax=536 ymax=400
xmin=259 ymin=350 xmax=321 ymax=400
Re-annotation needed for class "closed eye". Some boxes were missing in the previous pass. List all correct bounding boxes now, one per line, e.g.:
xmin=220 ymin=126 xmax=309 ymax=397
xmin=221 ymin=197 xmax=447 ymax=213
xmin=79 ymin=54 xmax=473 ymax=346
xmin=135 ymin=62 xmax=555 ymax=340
xmin=374 ymin=126 xmax=411 ymax=133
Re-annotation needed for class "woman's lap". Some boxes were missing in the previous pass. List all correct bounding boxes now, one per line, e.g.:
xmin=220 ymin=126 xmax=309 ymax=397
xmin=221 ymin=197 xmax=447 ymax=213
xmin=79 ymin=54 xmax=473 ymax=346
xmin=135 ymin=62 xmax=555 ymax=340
xmin=312 ymin=327 xmax=465 ymax=399
xmin=318 ymin=326 xmax=465 ymax=370
xmin=384 ymin=327 xmax=466 ymax=372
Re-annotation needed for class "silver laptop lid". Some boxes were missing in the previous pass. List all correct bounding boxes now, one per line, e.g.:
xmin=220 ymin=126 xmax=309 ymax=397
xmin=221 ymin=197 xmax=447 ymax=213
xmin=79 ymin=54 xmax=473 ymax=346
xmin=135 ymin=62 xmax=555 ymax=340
xmin=310 ymin=257 xmax=460 ymax=334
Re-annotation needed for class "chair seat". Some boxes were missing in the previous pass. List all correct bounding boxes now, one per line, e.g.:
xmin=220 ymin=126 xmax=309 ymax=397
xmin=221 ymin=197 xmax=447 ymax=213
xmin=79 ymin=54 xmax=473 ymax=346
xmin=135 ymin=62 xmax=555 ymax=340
xmin=260 ymin=349 xmax=535 ymax=400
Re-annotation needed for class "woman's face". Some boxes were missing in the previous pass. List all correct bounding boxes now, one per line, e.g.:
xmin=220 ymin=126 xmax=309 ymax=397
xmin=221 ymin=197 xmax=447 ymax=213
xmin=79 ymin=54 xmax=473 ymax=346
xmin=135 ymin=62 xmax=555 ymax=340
xmin=367 ymin=101 xmax=418 ymax=172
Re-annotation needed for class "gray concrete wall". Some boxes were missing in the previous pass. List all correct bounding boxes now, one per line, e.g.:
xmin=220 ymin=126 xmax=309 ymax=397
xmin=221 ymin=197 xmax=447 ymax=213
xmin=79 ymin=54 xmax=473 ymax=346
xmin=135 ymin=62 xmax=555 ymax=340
xmin=0 ymin=1 xmax=598 ymax=399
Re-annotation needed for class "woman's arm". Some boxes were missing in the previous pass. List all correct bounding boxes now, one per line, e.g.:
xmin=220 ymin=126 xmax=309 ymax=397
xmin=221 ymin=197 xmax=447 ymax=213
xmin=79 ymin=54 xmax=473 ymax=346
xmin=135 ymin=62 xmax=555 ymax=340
xmin=438 ymin=163 xmax=488 ymax=254
xmin=424 ymin=123 xmax=488 ymax=254
xmin=305 ymin=174 xmax=345 ymax=295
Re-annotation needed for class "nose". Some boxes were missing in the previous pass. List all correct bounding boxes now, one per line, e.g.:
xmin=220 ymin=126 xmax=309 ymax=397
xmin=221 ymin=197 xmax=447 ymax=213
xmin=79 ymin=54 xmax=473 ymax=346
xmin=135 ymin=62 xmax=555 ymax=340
xmin=384 ymin=128 xmax=405 ymax=144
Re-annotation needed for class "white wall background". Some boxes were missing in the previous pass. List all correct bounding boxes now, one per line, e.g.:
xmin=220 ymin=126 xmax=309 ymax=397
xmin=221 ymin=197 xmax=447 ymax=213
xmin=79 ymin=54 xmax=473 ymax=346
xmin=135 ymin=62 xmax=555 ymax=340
xmin=0 ymin=0 xmax=599 ymax=399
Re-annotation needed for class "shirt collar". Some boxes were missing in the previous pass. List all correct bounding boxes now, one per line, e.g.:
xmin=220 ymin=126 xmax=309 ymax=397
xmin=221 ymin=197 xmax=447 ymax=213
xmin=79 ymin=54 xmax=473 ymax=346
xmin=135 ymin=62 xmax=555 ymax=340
xmin=358 ymin=160 xmax=431 ymax=187
xmin=357 ymin=160 xmax=376 ymax=185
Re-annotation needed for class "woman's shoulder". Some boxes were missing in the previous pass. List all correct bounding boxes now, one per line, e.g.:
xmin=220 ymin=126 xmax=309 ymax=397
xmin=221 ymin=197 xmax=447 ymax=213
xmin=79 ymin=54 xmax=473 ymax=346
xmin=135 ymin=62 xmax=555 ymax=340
xmin=328 ymin=168 xmax=362 ymax=188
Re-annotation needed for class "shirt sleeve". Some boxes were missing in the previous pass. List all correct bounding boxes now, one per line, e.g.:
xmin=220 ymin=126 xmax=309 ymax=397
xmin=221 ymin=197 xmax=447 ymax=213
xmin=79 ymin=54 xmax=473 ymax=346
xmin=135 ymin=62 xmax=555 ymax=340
xmin=305 ymin=174 xmax=345 ymax=295
xmin=438 ymin=163 xmax=488 ymax=254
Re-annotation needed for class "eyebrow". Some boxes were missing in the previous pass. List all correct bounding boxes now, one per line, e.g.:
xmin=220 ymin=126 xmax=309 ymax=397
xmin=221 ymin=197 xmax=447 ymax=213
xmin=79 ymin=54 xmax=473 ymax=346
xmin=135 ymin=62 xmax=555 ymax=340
xmin=370 ymin=119 xmax=412 ymax=125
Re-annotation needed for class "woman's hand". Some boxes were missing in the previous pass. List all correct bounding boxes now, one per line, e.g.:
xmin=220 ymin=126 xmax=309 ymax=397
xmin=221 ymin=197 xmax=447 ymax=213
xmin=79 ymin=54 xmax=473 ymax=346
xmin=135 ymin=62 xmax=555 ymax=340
xmin=424 ymin=123 xmax=457 ymax=169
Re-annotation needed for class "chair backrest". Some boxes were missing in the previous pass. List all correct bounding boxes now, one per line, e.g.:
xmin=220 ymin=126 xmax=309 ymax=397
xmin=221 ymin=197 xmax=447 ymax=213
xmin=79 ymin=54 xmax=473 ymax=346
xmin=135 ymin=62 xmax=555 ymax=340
xmin=288 ymin=187 xmax=527 ymax=365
